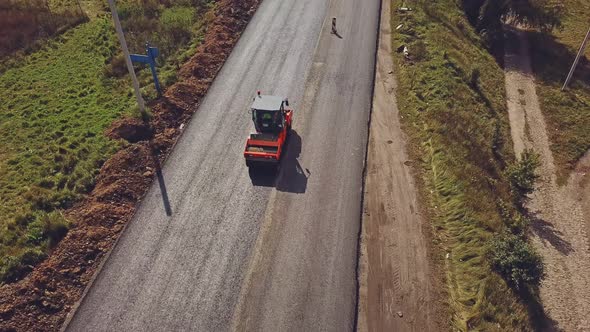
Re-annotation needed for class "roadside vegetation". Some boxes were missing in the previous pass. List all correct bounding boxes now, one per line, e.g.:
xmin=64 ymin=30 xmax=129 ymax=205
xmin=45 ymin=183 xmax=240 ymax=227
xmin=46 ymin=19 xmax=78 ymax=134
xmin=528 ymin=0 xmax=590 ymax=182
xmin=462 ymin=0 xmax=561 ymax=54
xmin=391 ymin=0 xmax=546 ymax=329
xmin=105 ymin=0 xmax=215 ymax=100
xmin=0 ymin=0 xmax=214 ymax=284
xmin=0 ymin=0 xmax=87 ymax=66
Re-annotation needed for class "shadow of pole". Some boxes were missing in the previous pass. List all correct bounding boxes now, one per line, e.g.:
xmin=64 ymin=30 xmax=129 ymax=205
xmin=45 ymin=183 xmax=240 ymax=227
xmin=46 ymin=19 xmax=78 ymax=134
xmin=149 ymin=141 xmax=172 ymax=216
xmin=518 ymin=285 xmax=561 ymax=332
xmin=530 ymin=215 xmax=574 ymax=255
xmin=155 ymin=165 xmax=172 ymax=216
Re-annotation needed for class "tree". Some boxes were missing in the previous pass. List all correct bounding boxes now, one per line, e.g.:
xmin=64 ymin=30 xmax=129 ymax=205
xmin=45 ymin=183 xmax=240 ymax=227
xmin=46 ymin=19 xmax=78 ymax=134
xmin=507 ymin=149 xmax=541 ymax=197
xmin=489 ymin=233 xmax=545 ymax=289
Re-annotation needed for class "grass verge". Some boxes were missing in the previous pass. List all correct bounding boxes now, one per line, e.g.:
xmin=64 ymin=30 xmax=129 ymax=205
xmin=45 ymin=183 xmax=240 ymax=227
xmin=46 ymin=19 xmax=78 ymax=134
xmin=528 ymin=0 xmax=590 ymax=183
xmin=0 ymin=18 xmax=133 ymax=282
xmin=0 ymin=0 xmax=213 ymax=284
xmin=391 ymin=0 xmax=536 ymax=329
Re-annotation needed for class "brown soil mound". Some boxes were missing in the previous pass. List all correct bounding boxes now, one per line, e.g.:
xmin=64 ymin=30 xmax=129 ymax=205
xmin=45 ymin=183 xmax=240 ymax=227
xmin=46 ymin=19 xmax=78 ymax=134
xmin=0 ymin=0 xmax=260 ymax=330
xmin=105 ymin=118 xmax=152 ymax=143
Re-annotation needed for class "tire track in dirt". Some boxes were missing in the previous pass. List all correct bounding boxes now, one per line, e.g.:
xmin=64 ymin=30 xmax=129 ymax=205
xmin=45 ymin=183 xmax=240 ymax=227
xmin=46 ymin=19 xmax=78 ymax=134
xmin=504 ymin=26 xmax=590 ymax=332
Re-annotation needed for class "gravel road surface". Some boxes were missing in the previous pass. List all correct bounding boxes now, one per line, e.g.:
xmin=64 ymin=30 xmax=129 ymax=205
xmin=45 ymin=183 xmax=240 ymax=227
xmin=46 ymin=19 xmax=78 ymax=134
xmin=505 ymin=27 xmax=590 ymax=332
xmin=66 ymin=0 xmax=380 ymax=331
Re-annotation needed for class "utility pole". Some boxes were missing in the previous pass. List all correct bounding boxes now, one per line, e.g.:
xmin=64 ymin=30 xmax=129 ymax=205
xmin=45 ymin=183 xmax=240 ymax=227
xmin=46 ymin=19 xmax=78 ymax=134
xmin=75 ymin=0 xmax=86 ymax=20
xmin=562 ymin=26 xmax=590 ymax=91
xmin=106 ymin=0 xmax=147 ymax=120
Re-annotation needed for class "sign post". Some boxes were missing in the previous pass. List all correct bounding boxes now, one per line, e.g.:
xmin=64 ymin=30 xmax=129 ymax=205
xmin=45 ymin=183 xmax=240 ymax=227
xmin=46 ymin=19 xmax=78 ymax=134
xmin=131 ymin=43 xmax=162 ymax=96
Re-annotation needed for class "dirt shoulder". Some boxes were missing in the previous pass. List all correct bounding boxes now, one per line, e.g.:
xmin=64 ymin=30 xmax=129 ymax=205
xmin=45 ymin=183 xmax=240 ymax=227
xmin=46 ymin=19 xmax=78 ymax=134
xmin=378 ymin=0 xmax=537 ymax=330
xmin=0 ymin=1 xmax=259 ymax=331
xmin=504 ymin=27 xmax=590 ymax=331
xmin=357 ymin=0 xmax=446 ymax=330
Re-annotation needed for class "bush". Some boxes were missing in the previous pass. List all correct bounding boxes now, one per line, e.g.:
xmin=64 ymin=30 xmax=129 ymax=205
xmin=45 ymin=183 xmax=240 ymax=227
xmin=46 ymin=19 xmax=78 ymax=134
xmin=104 ymin=52 xmax=128 ymax=78
xmin=498 ymin=199 xmax=530 ymax=234
xmin=507 ymin=149 xmax=541 ymax=197
xmin=489 ymin=233 xmax=545 ymax=289
xmin=41 ymin=211 xmax=71 ymax=248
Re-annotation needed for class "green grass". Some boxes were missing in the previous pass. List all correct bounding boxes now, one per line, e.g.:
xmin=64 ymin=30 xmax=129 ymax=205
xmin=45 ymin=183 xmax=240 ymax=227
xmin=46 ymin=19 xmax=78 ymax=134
xmin=392 ymin=0 xmax=534 ymax=330
xmin=0 ymin=0 xmax=213 ymax=283
xmin=108 ymin=0 xmax=214 ymax=100
xmin=529 ymin=0 xmax=590 ymax=183
xmin=0 ymin=18 xmax=134 ymax=281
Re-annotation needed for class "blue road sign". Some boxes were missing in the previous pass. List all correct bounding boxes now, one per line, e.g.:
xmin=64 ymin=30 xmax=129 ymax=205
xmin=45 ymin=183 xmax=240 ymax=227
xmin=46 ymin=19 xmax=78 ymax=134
xmin=130 ymin=43 xmax=162 ymax=95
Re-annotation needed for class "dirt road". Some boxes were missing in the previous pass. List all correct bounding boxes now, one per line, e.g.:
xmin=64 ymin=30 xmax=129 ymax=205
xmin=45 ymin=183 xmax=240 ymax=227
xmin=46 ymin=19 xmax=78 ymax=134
xmin=355 ymin=1 xmax=443 ymax=331
xmin=65 ymin=0 xmax=381 ymax=331
xmin=504 ymin=27 xmax=590 ymax=332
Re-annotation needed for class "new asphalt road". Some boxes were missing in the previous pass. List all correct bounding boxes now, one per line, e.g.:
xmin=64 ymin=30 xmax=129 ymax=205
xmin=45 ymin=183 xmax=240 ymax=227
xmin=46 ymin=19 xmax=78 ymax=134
xmin=66 ymin=0 xmax=380 ymax=330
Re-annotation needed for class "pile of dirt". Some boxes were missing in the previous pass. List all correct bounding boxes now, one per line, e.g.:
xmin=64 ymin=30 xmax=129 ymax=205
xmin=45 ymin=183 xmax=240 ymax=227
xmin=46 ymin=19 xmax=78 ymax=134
xmin=105 ymin=118 xmax=152 ymax=143
xmin=0 ymin=0 xmax=260 ymax=330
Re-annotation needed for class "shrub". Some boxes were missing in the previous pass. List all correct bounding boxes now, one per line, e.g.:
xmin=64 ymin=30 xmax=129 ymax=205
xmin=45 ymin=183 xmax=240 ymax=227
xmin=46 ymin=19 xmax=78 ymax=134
xmin=489 ymin=233 xmax=545 ymax=289
xmin=41 ymin=211 xmax=71 ymax=248
xmin=498 ymin=199 xmax=530 ymax=234
xmin=507 ymin=149 xmax=541 ymax=197
xmin=104 ymin=52 xmax=128 ymax=78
